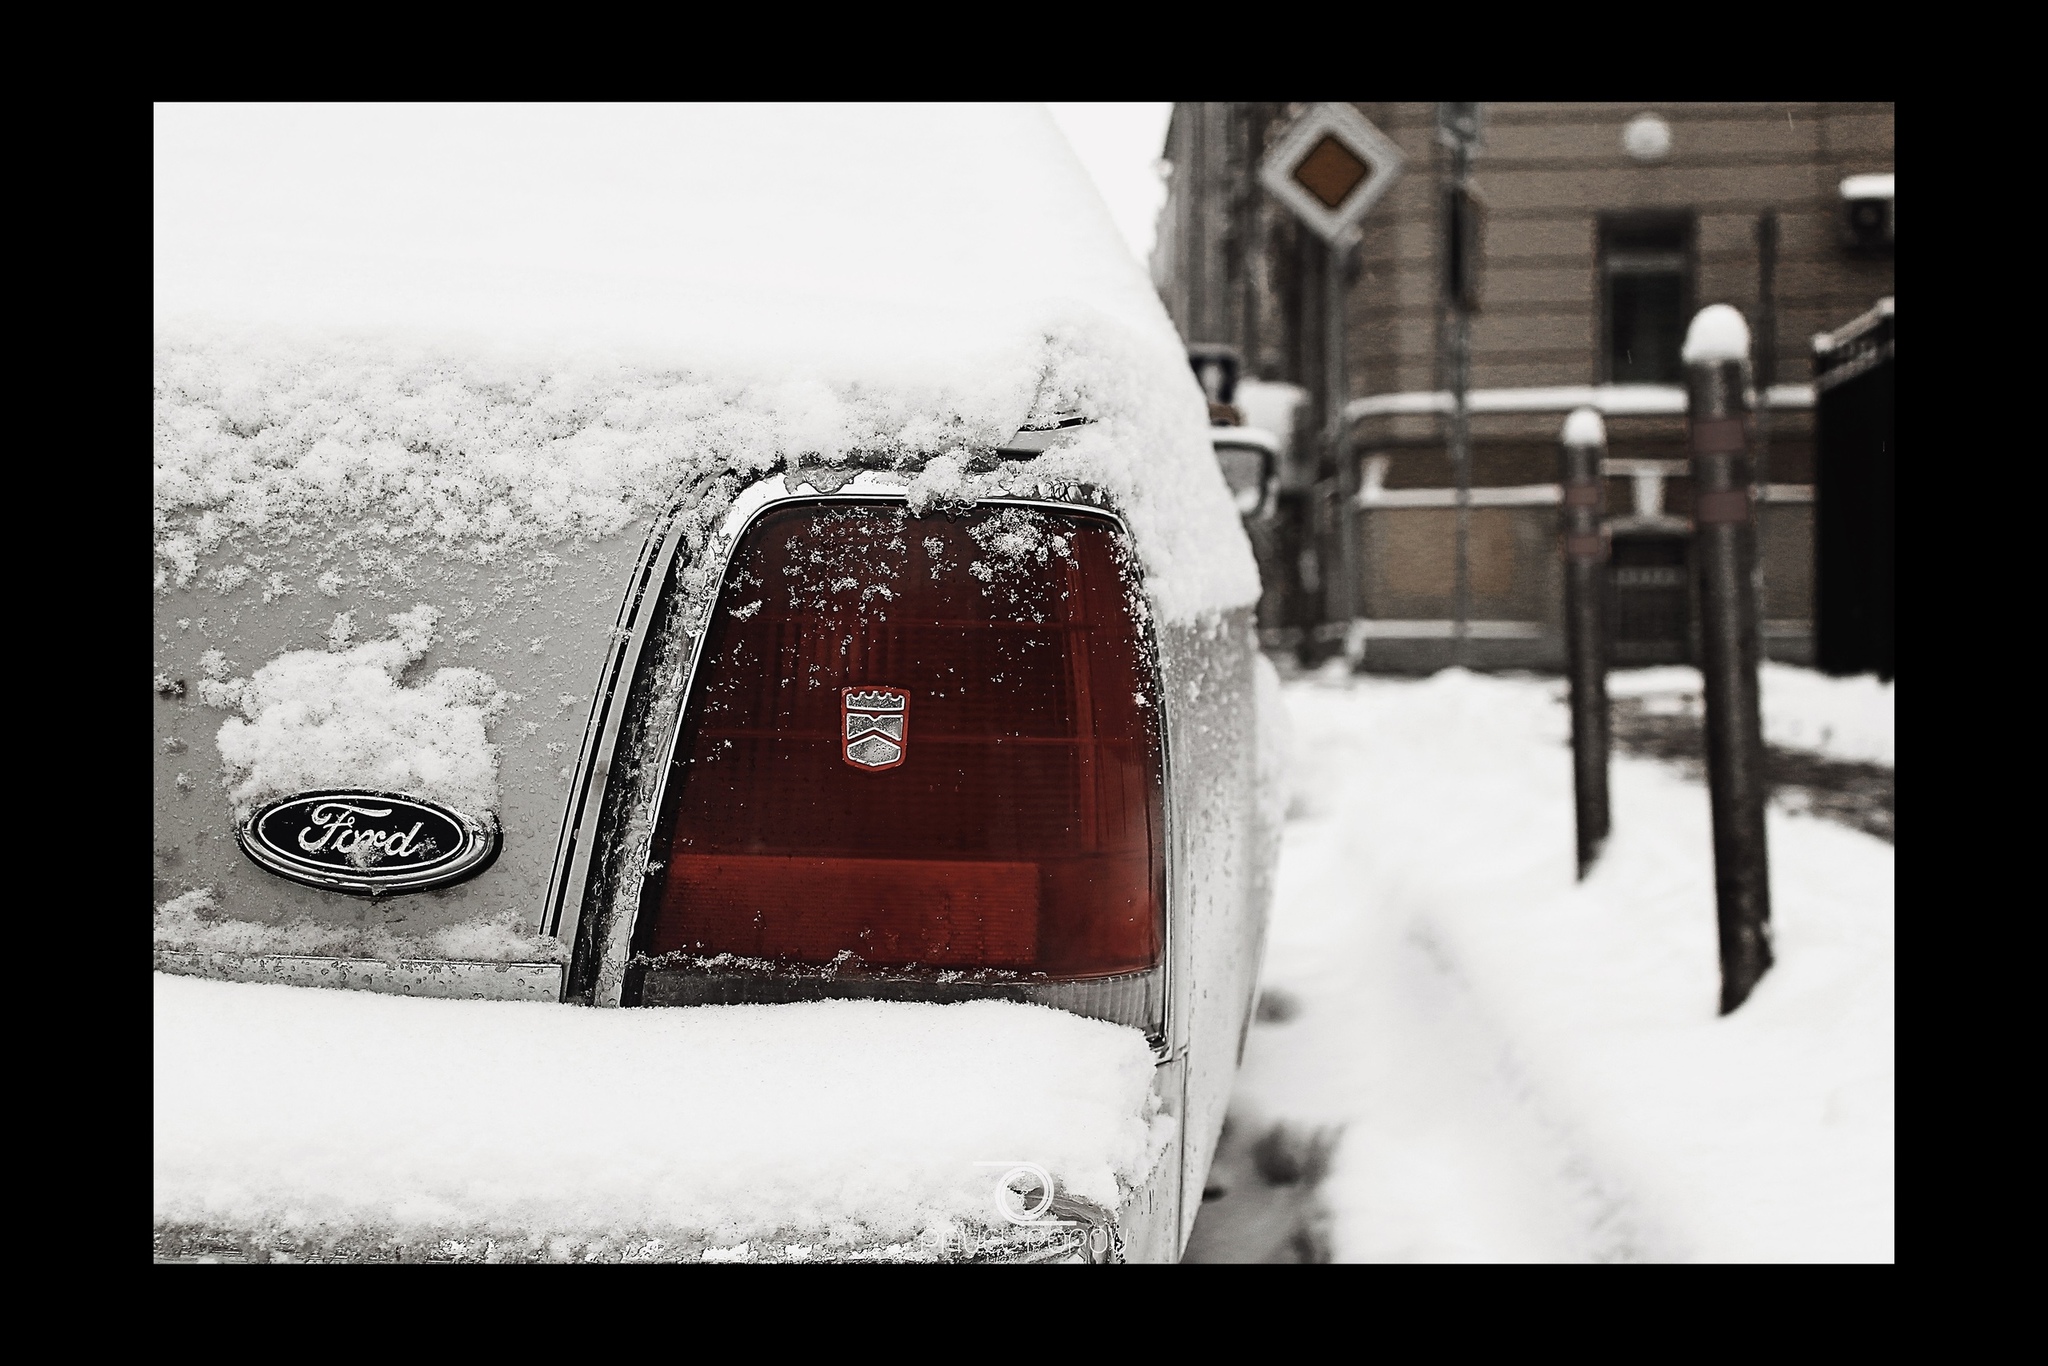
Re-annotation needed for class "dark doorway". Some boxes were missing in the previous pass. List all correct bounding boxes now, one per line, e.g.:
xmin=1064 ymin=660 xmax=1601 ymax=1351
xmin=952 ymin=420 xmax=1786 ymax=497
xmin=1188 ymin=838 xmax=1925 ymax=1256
xmin=1609 ymin=533 xmax=1693 ymax=665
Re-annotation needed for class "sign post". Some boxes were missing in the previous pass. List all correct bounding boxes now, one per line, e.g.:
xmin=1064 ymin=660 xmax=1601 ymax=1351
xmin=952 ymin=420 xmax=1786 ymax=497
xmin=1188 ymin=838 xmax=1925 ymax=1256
xmin=1259 ymin=104 xmax=1404 ymax=646
xmin=1438 ymin=102 xmax=1483 ymax=666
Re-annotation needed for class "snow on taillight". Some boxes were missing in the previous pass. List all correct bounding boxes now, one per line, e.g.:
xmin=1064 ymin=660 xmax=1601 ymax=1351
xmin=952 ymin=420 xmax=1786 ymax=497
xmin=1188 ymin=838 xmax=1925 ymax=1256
xmin=629 ymin=501 xmax=1165 ymax=1031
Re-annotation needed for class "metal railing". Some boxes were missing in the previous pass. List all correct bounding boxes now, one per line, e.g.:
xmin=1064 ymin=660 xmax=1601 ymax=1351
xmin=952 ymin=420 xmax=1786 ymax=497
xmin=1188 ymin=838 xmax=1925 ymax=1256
xmin=1344 ymin=382 xmax=1814 ymax=424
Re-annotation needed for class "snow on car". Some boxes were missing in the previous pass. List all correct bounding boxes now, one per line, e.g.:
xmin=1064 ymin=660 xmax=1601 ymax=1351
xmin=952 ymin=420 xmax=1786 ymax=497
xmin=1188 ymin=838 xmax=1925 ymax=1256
xmin=153 ymin=103 xmax=1280 ymax=1262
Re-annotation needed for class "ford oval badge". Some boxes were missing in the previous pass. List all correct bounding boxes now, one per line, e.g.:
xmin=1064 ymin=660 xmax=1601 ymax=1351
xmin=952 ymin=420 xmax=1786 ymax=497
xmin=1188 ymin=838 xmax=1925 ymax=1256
xmin=236 ymin=790 xmax=499 ymax=896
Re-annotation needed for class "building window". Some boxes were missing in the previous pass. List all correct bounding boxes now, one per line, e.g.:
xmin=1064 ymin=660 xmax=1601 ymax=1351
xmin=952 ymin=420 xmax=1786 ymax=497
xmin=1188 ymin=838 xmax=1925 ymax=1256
xmin=1600 ymin=214 xmax=1693 ymax=384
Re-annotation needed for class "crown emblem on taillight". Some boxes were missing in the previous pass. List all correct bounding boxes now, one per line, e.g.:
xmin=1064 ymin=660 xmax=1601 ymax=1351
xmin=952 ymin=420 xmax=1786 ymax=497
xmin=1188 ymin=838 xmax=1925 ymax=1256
xmin=842 ymin=687 xmax=910 ymax=771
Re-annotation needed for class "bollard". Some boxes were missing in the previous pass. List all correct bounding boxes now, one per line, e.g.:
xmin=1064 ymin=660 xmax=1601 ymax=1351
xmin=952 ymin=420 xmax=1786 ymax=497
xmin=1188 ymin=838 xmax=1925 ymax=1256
xmin=1683 ymin=305 xmax=1774 ymax=1014
xmin=1559 ymin=408 xmax=1610 ymax=880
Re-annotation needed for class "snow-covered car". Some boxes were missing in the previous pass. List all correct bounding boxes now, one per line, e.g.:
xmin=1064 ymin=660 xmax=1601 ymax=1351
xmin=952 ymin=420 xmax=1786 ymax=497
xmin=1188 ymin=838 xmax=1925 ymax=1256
xmin=153 ymin=104 xmax=1281 ymax=1263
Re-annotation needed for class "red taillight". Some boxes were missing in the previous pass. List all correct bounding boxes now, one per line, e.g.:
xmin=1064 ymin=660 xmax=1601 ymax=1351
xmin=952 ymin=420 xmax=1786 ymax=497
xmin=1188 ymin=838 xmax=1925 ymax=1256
xmin=633 ymin=502 xmax=1164 ymax=998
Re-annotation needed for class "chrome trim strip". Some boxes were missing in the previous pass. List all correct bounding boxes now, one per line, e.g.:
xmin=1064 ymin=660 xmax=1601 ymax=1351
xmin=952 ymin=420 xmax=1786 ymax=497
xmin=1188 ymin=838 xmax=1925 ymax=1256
xmin=635 ymin=963 xmax=1165 ymax=1031
xmin=154 ymin=952 xmax=564 ymax=1003
xmin=539 ymin=499 xmax=696 ymax=977
xmin=156 ymin=1197 xmax=1118 ymax=1262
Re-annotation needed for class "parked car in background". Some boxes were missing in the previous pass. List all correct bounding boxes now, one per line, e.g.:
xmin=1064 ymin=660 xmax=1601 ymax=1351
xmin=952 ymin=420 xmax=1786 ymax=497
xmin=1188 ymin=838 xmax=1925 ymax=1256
xmin=153 ymin=103 xmax=1281 ymax=1263
xmin=1213 ymin=425 xmax=1279 ymax=518
xmin=1188 ymin=346 xmax=1308 ymax=649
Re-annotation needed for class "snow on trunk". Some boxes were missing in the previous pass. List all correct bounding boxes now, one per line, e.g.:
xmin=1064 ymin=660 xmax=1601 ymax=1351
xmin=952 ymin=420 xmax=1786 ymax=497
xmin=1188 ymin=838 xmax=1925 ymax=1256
xmin=153 ymin=104 xmax=1258 ymax=625
xmin=205 ymin=605 xmax=506 ymax=820
xmin=155 ymin=976 xmax=1169 ymax=1247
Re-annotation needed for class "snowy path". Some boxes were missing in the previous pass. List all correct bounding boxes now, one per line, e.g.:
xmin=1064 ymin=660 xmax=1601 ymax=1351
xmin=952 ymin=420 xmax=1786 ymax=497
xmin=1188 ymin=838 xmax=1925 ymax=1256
xmin=1239 ymin=900 xmax=1641 ymax=1262
xmin=1205 ymin=668 xmax=1893 ymax=1263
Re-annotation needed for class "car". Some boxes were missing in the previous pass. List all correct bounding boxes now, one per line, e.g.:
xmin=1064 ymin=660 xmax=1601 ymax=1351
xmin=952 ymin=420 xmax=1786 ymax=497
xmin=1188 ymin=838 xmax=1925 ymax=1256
xmin=1187 ymin=343 xmax=1280 ymax=518
xmin=152 ymin=103 xmax=1281 ymax=1263
xmin=1191 ymin=347 xmax=1313 ymax=653
xmin=1212 ymin=424 xmax=1280 ymax=519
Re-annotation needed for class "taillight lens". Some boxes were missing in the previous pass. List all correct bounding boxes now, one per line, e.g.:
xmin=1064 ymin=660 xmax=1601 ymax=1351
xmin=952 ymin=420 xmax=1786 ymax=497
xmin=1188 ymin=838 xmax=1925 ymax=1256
xmin=630 ymin=501 xmax=1165 ymax=1028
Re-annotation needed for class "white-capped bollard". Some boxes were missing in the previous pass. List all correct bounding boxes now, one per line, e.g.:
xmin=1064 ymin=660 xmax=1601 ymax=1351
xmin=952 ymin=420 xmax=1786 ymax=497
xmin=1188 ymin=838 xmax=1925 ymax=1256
xmin=1559 ymin=408 xmax=1610 ymax=879
xmin=1683 ymin=304 xmax=1773 ymax=1013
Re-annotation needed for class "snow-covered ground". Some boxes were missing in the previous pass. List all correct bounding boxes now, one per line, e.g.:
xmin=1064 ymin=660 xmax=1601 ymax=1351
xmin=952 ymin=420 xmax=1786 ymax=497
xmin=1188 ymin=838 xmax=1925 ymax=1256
xmin=1610 ymin=662 xmax=1894 ymax=768
xmin=1229 ymin=666 xmax=1894 ymax=1262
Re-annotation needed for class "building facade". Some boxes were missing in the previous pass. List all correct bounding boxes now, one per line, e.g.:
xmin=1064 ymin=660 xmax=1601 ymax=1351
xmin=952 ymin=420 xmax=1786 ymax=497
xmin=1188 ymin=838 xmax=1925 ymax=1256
xmin=1153 ymin=101 xmax=1894 ymax=669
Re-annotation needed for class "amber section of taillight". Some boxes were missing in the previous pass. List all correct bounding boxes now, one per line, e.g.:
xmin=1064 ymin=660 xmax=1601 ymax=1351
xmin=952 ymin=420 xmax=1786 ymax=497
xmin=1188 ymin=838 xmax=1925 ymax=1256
xmin=634 ymin=502 xmax=1163 ymax=980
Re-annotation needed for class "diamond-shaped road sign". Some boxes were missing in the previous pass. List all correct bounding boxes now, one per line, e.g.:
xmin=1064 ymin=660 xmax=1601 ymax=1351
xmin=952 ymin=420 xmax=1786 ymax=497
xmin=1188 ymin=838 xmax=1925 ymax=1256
xmin=1259 ymin=103 xmax=1406 ymax=245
